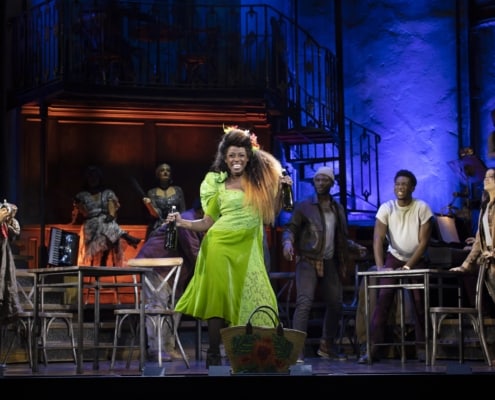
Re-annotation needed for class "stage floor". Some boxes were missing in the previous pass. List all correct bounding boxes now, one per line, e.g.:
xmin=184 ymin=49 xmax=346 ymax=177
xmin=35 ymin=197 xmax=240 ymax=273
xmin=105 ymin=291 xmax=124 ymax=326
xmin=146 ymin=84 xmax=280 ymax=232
xmin=2 ymin=349 xmax=494 ymax=377
xmin=2 ymin=353 xmax=495 ymax=395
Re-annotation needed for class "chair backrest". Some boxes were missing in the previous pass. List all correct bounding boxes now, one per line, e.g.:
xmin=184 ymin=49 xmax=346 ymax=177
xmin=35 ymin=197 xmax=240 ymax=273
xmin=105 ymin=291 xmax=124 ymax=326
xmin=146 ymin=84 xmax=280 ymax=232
xmin=16 ymin=269 xmax=71 ymax=313
xmin=345 ymin=262 xmax=361 ymax=308
xmin=127 ymin=257 xmax=184 ymax=309
xmin=151 ymin=259 xmax=183 ymax=309
xmin=476 ymin=261 xmax=489 ymax=313
xmin=15 ymin=270 xmax=35 ymax=310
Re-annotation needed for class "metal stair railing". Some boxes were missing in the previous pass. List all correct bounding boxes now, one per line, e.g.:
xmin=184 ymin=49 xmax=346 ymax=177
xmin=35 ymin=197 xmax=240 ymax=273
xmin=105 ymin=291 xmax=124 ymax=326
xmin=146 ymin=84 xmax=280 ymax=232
xmin=7 ymin=0 xmax=381 ymax=215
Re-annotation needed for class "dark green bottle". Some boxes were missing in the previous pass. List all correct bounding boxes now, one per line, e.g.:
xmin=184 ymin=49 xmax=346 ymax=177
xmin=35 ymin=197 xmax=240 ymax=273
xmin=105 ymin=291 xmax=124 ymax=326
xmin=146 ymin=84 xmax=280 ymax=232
xmin=281 ymin=169 xmax=294 ymax=211
xmin=163 ymin=205 xmax=178 ymax=250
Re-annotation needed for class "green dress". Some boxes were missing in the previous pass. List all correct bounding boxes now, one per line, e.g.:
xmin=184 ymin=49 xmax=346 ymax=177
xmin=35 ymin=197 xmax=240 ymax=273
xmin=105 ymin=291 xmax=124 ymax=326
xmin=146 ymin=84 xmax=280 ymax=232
xmin=175 ymin=172 xmax=278 ymax=327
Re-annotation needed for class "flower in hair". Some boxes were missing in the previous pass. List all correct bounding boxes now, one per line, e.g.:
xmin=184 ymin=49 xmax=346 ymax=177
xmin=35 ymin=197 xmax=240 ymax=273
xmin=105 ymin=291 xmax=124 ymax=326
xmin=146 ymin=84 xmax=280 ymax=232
xmin=222 ymin=124 xmax=260 ymax=151
xmin=223 ymin=124 xmax=238 ymax=134
xmin=250 ymin=133 xmax=260 ymax=151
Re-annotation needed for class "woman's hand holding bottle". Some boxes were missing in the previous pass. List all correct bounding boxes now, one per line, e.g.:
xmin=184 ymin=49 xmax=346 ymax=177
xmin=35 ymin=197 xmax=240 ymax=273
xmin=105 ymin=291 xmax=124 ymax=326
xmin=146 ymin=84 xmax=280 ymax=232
xmin=165 ymin=211 xmax=183 ymax=227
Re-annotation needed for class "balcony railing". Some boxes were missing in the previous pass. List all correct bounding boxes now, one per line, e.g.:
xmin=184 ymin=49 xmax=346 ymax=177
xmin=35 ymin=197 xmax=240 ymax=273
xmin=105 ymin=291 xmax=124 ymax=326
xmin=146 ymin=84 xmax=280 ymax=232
xmin=7 ymin=0 xmax=381 ymax=215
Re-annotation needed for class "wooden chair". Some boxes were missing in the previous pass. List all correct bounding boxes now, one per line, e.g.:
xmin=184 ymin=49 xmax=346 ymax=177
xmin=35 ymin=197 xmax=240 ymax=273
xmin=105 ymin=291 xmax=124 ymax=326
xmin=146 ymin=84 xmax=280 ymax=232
xmin=268 ymin=271 xmax=295 ymax=328
xmin=2 ymin=270 xmax=77 ymax=367
xmin=110 ymin=257 xmax=190 ymax=369
xmin=430 ymin=262 xmax=492 ymax=366
xmin=336 ymin=263 xmax=362 ymax=356
xmin=1 ymin=271 xmax=35 ymax=366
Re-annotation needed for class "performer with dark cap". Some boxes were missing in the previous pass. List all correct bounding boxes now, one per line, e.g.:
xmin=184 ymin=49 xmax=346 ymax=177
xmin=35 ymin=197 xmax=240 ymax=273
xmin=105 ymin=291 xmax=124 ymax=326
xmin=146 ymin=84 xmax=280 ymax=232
xmin=282 ymin=166 xmax=367 ymax=363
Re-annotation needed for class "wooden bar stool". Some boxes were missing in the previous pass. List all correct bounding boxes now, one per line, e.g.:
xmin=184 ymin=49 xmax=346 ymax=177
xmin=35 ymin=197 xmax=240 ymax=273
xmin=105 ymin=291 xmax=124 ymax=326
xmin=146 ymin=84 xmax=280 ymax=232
xmin=110 ymin=257 xmax=190 ymax=369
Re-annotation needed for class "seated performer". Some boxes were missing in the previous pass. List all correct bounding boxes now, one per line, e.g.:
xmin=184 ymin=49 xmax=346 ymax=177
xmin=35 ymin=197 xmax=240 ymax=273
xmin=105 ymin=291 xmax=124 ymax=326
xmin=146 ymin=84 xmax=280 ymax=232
xmin=72 ymin=165 xmax=141 ymax=266
xmin=136 ymin=199 xmax=205 ymax=362
xmin=142 ymin=163 xmax=186 ymax=241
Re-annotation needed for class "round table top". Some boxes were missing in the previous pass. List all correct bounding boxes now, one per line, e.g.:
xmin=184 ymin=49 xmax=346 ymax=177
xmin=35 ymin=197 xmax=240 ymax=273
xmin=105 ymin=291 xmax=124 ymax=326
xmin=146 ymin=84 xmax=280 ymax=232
xmin=126 ymin=257 xmax=183 ymax=267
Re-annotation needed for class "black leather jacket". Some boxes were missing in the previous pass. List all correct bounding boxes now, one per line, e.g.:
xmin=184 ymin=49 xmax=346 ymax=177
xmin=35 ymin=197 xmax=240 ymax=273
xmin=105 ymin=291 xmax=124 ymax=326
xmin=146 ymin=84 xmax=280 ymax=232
xmin=281 ymin=194 xmax=362 ymax=280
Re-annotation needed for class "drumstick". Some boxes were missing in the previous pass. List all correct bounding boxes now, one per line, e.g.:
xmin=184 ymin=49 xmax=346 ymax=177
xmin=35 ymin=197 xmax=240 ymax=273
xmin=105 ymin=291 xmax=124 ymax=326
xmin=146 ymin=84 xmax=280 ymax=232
xmin=130 ymin=177 xmax=146 ymax=198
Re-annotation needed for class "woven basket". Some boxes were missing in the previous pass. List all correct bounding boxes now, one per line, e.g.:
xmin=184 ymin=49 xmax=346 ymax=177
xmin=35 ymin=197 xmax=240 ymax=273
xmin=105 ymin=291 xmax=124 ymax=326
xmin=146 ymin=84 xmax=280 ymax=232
xmin=220 ymin=305 xmax=306 ymax=374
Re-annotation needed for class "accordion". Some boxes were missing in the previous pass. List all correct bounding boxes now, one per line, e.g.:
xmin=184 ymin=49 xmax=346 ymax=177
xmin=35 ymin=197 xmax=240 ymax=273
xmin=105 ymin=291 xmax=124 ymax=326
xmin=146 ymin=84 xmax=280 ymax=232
xmin=48 ymin=227 xmax=80 ymax=266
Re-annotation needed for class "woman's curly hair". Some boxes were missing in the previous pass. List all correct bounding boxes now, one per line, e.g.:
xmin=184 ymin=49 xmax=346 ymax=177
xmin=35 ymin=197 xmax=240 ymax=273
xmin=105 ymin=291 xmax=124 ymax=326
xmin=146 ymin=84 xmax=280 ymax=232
xmin=210 ymin=128 xmax=282 ymax=225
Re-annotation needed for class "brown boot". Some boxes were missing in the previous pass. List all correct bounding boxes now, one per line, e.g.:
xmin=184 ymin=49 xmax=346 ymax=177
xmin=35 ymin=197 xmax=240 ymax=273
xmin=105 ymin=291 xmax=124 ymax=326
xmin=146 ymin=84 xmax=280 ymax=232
xmin=317 ymin=339 xmax=347 ymax=361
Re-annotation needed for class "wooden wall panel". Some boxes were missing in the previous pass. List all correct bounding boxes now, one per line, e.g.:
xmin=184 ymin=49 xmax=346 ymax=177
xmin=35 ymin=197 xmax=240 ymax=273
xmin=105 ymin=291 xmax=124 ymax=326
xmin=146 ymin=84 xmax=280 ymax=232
xmin=19 ymin=103 xmax=270 ymax=225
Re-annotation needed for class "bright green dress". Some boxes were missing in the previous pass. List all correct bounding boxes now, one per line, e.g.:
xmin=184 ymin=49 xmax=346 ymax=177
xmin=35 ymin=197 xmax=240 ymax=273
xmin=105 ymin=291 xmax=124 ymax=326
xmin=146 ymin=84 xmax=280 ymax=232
xmin=175 ymin=172 xmax=278 ymax=327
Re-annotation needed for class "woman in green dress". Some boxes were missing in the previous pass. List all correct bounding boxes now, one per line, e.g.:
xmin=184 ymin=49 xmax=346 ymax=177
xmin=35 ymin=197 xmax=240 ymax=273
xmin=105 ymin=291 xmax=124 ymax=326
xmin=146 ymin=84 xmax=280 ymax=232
xmin=166 ymin=126 xmax=291 ymax=368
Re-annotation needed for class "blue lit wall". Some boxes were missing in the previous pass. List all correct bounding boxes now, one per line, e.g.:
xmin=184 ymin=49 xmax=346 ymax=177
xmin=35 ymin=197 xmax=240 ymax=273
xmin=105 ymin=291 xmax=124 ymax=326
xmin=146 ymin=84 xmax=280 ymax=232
xmin=473 ymin=19 xmax=495 ymax=166
xmin=246 ymin=0 xmax=479 ymax=221
xmin=342 ymin=0 xmax=463 ymax=216
xmin=296 ymin=1 xmax=483 ymax=224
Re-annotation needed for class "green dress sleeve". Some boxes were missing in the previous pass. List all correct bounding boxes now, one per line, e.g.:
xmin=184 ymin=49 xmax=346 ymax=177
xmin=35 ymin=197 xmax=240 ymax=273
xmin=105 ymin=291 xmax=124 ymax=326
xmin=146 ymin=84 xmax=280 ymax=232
xmin=200 ymin=172 xmax=224 ymax=221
